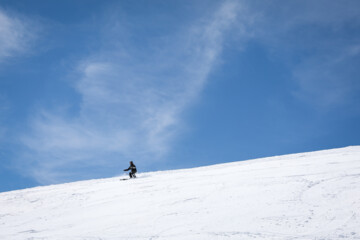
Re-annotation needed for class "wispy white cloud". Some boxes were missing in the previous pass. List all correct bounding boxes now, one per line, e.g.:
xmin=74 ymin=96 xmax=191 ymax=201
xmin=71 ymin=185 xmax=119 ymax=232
xmin=292 ymin=45 xmax=360 ymax=108
xmin=0 ymin=8 xmax=36 ymax=62
xmin=244 ymin=0 xmax=360 ymax=109
xmin=21 ymin=0 xmax=241 ymax=184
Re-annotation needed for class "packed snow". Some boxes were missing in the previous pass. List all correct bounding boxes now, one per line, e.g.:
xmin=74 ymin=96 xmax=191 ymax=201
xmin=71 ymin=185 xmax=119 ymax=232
xmin=1 ymin=146 xmax=360 ymax=239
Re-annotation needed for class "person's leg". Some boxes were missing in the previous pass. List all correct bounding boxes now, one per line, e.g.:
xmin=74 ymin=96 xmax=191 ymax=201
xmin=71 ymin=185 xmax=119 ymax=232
xmin=129 ymin=172 xmax=133 ymax=178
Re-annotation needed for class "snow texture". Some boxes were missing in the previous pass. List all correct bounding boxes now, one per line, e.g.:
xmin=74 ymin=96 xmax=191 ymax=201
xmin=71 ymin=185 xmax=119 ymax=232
xmin=1 ymin=146 xmax=360 ymax=239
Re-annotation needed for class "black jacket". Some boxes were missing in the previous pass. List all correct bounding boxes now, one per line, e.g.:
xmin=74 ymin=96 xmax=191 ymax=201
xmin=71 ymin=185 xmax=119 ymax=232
xmin=124 ymin=163 xmax=137 ymax=173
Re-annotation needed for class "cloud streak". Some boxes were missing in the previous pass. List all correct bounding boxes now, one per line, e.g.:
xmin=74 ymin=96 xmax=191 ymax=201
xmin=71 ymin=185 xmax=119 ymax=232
xmin=0 ymin=8 xmax=36 ymax=62
xmin=21 ymin=1 xmax=241 ymax=184
xmin=245 ymin=0 xmax=360 ymax=109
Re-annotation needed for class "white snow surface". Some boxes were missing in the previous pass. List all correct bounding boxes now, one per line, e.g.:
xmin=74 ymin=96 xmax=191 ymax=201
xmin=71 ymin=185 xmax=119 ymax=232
xmin=1 ymin=146 xmax=360 ymax=240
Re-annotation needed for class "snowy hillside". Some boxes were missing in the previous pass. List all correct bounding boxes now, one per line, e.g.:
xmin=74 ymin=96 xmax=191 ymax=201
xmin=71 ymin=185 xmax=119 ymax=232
xmin=1 ymin=147 xmax=360 ymax=240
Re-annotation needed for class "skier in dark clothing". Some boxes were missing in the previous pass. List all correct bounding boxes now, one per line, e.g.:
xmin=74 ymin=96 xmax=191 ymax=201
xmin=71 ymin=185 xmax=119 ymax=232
xmin=124 ymin=161 xmax=137 ymax=178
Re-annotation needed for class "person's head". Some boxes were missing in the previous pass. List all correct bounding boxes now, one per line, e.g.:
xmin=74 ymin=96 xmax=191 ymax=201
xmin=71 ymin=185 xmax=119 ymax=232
xmin=130 ymin=161 xmax=133 ymax=164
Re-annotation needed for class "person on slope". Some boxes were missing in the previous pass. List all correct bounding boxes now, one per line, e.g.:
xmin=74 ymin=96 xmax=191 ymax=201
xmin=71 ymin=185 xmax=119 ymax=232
xmin=124 ymin=161 xmax=137 ymax=178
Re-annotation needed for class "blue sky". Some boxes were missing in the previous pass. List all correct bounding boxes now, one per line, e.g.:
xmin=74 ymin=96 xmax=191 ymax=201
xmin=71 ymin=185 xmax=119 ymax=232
xmin=0 ymin=0 xmax=359 ymax=192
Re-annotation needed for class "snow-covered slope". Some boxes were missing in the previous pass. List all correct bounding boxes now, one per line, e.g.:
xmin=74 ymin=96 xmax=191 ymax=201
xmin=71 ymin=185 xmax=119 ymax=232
xmin=1 ymin=147 xmax=360 ymax=240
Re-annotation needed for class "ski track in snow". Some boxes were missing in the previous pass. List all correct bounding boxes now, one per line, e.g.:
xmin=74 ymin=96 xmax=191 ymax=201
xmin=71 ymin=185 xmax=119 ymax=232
xmin=1 ymin=146 xmax=360 ymax=239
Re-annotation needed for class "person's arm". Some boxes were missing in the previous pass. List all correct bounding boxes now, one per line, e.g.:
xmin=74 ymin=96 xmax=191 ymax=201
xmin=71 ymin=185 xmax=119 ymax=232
xmin=124 ymin=167 xmax=130 ymax=171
